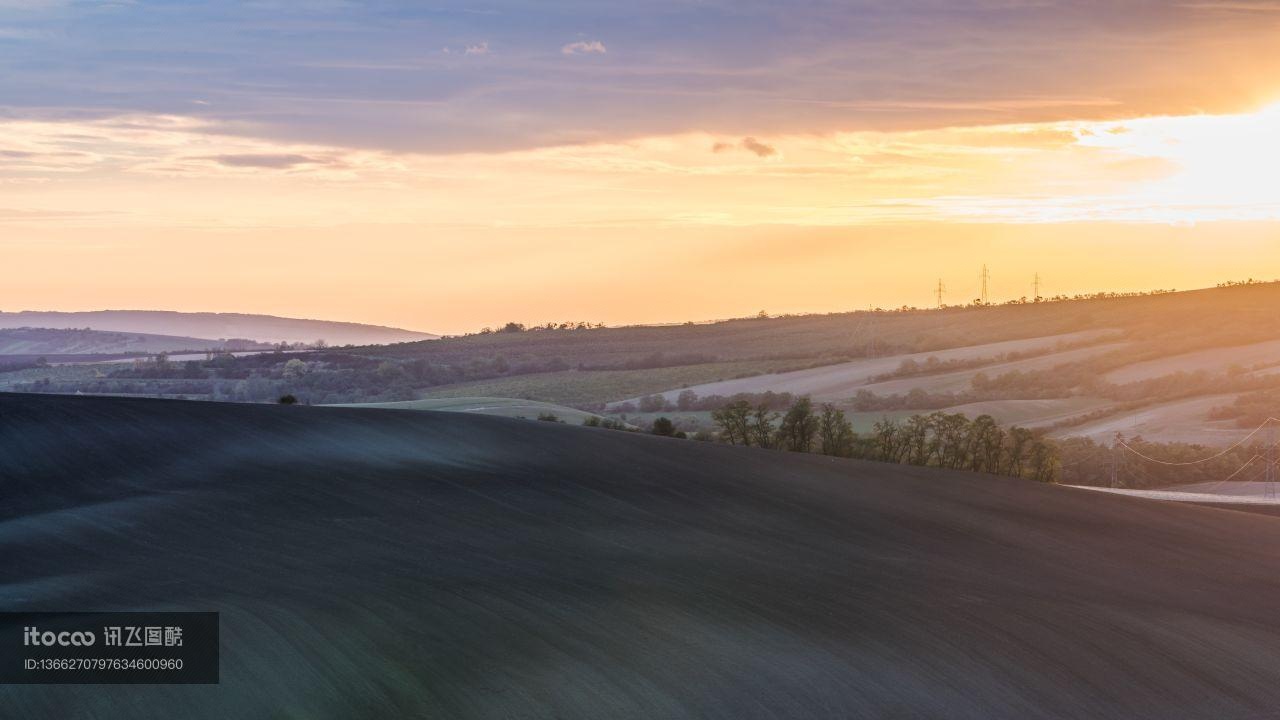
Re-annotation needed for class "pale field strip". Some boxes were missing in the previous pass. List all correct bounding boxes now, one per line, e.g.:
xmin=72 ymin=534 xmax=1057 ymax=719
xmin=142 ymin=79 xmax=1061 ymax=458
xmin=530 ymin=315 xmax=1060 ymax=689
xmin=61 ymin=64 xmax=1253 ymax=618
xmin=615 ymin=329 xmax=1119 ymax=407
xmin=1070 ymin=485 xmax=1280 ymax=504
xmin=1051 ymin=394 xmax=1247 ymax=447
xmin=1104 ymin=339 xmax=1280 ymax=384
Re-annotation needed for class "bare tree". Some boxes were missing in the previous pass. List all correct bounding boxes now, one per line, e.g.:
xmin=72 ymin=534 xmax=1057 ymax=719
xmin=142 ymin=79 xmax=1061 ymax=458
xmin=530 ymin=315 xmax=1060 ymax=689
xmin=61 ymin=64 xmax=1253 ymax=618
xmin=778 ymin=397 xmax=818 ymax=452
xmin=712 ymin=400 xmax=752 ymax=445
xmin=818 ymin=403 xmax=855 ymax=457
xmin=749 ymin=404 xmax=778 ymax=448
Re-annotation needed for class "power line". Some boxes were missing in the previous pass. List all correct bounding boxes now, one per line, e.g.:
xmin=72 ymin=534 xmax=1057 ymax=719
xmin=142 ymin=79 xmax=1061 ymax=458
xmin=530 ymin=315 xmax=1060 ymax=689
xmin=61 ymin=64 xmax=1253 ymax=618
xmin=1222 ymin=454 xmax=1266 ymax=482
xmin=980 ymin=264 xmax=990 ymax=305
xmin=935 ymin=279 xmax=945 ymax=308
xmin=1118 ymin=437 xmax=1280 ymax=495
xmin=1115 ymin=416 xmax=1280 ymax=466
xmin=1192 ymin=452 xmax=1268 ymax=494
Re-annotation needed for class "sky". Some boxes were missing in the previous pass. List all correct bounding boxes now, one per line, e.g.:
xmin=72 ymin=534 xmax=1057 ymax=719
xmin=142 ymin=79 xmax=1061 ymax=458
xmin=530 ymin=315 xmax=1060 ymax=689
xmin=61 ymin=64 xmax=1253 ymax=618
xmin=3 ymin=1 xmax=1280 ymax=334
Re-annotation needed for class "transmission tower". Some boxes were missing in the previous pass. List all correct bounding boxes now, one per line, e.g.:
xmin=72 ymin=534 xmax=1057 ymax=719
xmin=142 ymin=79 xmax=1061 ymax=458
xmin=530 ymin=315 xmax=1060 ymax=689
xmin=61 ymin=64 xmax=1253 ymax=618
xmin=1268 ymin=421 xmax=1277 ymax=495
xmin=935 ymin=279 xmax=945 ymax=308
xmin=1033 ymin=272 xmax=1042 ymax=302
xmin=1111 ymin=434 xmax=1122 ymax=488
xmin=980 ymin=264 xmax=990 ymax=305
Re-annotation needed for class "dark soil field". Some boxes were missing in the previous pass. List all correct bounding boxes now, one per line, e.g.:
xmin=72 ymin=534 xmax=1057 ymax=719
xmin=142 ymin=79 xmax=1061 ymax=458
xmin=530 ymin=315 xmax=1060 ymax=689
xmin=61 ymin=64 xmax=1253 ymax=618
xmin=4 ymin=393 xmax=1280 ymax=718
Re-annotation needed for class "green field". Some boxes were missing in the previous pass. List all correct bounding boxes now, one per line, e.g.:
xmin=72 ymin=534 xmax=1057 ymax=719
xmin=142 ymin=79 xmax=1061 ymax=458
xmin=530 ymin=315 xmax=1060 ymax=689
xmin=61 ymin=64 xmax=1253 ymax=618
xmin=330 ymin=397 xmax=607 ymax=424
xmin=610 ymin=410 xmax=717 ymax=432
xmin=0 ymin=364 xmax=104 ymax=390
xmin=416 ymin=361 xmax=790 ymax=407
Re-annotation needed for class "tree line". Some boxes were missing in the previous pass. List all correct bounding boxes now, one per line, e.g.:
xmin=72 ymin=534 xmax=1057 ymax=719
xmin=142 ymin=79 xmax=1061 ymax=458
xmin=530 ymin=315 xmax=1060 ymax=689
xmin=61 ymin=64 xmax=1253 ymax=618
xmin=710 ymin=397 xmax=1059 ymax=482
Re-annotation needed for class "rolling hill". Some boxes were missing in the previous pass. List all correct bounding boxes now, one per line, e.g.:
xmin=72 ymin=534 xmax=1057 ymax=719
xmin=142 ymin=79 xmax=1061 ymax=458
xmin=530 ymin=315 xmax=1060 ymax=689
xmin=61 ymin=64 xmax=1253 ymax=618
xmin=0 ymin=310 xmax=436 ymax=346
xmin=8 ymin=282 xmax=1280 ymax=446
xmin=0 ymin=327 xmax=269 ymax=356
xmin=330 ymin=396 xmax=608 ymax=424
xmin=5 ymin=393 xmax=1280 ymax=718
xmin=369 ymin=282 xmax=1280 ymax=370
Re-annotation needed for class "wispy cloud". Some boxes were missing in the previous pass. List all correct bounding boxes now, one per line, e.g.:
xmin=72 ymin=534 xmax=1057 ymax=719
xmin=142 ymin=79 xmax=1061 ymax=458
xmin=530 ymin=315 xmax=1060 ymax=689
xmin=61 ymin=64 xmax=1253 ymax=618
xmin=561 ymin=40 xmax=606 ymax=55
xmin=464 ymin=41 xmax=489 ymax=55
xmin=208 ymin=153 xmax=323 ymax=169
xmin=712 ymin=137 xmax=778 ymax=158
xmin=741 ymin=137 xmax=776 ymax=158
xmin=0 ymin=114 xmax=374 ymax=181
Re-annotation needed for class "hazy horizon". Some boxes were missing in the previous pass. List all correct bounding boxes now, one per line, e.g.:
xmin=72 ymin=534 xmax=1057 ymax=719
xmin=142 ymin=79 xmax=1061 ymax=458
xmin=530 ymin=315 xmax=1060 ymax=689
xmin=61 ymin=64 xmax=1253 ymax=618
xmin=1 ymin=272 xmax=1274 ymax=338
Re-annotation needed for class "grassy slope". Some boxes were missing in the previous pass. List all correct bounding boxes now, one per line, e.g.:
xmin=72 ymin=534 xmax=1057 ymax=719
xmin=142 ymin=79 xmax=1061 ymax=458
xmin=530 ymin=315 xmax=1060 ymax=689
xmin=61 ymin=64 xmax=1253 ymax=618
xmin=939 ymin=397 xmax=1114 ymax=427
xmin=855 ymin=342 xmax=1127 ymax=396
xmin=606 ymin=330 xmax=1111 ymax=404
xmin=416 ymin=360 xmax=789 ymax=406
xmin=7 ymin=393 xmax=1280 ymax=718
xmin=0 ymin=363 xmax=102 ymax=390
xmin=615 ymin=333 xmax=1120 ymax=406
xmin=331 ymin=396 xmax=605 ymax=424
xmin=373 ymin=282 xmax=1280 ymax=369
xmin=378 ymin=284 xmax=1280 ymax=440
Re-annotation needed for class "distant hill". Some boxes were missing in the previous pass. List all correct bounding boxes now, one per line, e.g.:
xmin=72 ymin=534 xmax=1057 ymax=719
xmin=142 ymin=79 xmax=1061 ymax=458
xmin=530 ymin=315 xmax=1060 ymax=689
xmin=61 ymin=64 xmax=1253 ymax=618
xmin=0 ymin=327 xmax=270 ymax=356
xmin=373 ymin=281 xmax=1280 ymax=446
xmin=10 ymin=282 xmax=1280 ymax=448
xmin=372 ymin=281 xmax=1280 ymax=367
xmin=0 ymin=310 xmax=436 ymax=346
xmin=5 ymin=392 xmax=1280 ymax=718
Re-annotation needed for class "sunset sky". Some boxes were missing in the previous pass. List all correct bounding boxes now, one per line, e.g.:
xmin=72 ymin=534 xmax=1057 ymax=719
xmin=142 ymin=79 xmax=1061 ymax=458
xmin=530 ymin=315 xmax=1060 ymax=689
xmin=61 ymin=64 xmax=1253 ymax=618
xmin=3 ymin=1 xmax=1280 ymax=334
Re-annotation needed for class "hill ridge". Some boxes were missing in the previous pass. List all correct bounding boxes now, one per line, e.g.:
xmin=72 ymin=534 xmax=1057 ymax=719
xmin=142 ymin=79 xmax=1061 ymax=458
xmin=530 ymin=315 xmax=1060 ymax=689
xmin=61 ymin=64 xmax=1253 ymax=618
xmin=0 ymin=310 xmax=436 ymax=345
xmin=5 ymin=393 xmax=1280 ymax=718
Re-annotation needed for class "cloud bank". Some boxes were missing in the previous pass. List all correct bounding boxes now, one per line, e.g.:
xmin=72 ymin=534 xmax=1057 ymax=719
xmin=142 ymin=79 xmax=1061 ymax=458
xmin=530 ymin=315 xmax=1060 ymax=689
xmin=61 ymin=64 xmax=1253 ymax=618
xmin=1 ymin=1 xmax=1278 ymax=154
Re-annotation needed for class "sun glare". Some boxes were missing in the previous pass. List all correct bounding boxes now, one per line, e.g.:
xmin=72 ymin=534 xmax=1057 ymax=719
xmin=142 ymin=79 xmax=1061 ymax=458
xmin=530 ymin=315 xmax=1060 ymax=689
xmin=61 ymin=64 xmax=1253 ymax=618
xmin=1070 ymin=101 xmax=1280 ymax=222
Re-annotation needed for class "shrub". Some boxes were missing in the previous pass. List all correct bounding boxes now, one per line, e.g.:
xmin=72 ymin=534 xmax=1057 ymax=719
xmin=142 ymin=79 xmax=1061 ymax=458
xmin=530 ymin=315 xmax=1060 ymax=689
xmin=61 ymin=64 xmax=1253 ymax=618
xmin=651 ymin=417 xmax=676 ymax=436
